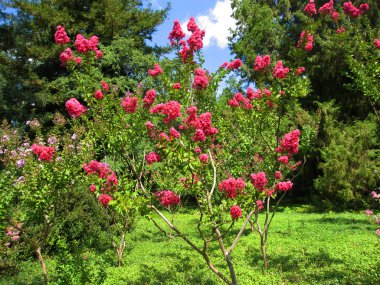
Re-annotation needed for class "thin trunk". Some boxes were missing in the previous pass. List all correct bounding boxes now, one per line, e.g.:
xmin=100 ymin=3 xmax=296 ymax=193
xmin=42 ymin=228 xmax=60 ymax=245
xmin=260 ymin=235 xmax=268 ymax=270
xmin=36 ymin=247 xmax=48 ymax=284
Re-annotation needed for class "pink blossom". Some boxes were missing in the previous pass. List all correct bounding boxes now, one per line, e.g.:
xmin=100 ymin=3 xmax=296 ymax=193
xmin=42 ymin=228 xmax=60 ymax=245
xmin=145 ymin=151 xmax=161 ymax=165
xmin=148 ymin=63 xmax=163 ymax=77
xmin=297 ymin=31 xmax=314 ymax=52
xmin=376 ymin=229 xmax=380 ymax=236
xmin=319 ymin=0 xmax=334 ymax=15
xmin=250 ymin=172 xmax=268 ymax=191
xmin=169 ymin=128 xmax=181 ymax=139
xmin=83 ymin=160 xmax=111 ymax=178
xmin=193 ymin=129 xmax=206 ymax=142
xmin=304 ymin=0 xmax=317 ymax=16
xmin=276 ymin=129 xmax=301 ymax=156
xmin=230 ymin=205 xmax=242 ymax=219
xmin=296 ymin=67 xmax=306 ymax=76
xmin=168 ymin=20 xmax=186 ymax=45
xmin=343 ymin=2 xmax=369 ymax=18
xmin=219 ymin=177 xmax=246 ymax=198
xmin=199 ymin=154 xmax=208 ymax=163
xmin=99 ymin=194 xmax=113 ymax=206
xmin=192 ymin=68 xmax=208 ymax=90
xmin=194 ymin=147 xmax=201 ymax=153
xmin=276 ymin=181 xmax=293 ymax=192
xmin=275 ymin=171 xmax=282 ymax=179
xmin=173 ymin=83 xmax=181 ymax=89
xmin=227 ymin=59 xmax=243 ymax=70
xmin=65 ymin=98 xmax=87 ymax=118
xmin=187 ymin=28 xmax=205 ymax=51
xmin=89 ymin=184 xmax=96 ymax=192
xmin=94 ymin=90 xmax=104 ymax=100
xmin=54 ymin=25 xmax=70 ymax=45
xmin=374 ymin=39 xmax=380 ymax=50
xmin=254 ymin=54 xmax=271 ymax=71
xmin=59 ymin=48 xmax=75 ymax=64
xmin=150 ymin=100 xmax=181 ymax=124
xmin=31 ymin=144 xmax=55 ymax=161
xmin=155 ymin=190 xmax=180 ymax=207
xmin=143 ymin=89 xmax=156 ymax=108
xmin=365 ymin=209 xmax=373 ymax=215
xmin=101 ymin=81 xmax=110 ymax=91
xmin=122 ymin=97 xmax=139 ymax=113
xmin=11 ymin=235 xmax=20 ymax=241
xmin=273 ymin=61 xmax=290 ymax=79
xmin=256 ymin=200 xmax=264 ymax=211
xmin=278 ymin=155 xmax=289 ymax=165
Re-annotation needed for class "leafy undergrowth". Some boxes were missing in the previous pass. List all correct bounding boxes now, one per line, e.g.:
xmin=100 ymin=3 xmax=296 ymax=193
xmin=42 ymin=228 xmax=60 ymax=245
xmin=2 ymin=208 xmax=379 ymax=285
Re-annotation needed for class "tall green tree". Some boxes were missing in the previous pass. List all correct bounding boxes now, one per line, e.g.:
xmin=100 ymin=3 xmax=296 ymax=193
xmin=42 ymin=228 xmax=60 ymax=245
xmin=0 ymin=0 xmax=168 ymax=124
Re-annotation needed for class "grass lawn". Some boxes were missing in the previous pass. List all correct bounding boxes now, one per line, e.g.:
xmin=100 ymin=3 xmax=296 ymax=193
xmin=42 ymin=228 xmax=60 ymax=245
xmin=2 ymin=207 xmax=379 ymax=284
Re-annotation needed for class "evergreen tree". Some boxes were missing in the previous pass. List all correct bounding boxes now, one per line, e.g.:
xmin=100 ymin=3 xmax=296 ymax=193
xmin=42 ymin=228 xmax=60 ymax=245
xmin=0 ymin=0 xmax=168 ymax=124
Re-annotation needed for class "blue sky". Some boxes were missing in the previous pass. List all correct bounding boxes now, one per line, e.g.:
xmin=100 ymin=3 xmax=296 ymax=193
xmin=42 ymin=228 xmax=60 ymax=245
xmin=145 ymin=0 xmax=236 ymax=72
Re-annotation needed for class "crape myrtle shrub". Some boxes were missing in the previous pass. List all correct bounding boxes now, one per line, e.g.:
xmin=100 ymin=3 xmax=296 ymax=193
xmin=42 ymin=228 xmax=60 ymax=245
xmin=230 ymin=0 xmax=380 ymax=207
xmin=2 ymin=16 xmax=310 ymax=284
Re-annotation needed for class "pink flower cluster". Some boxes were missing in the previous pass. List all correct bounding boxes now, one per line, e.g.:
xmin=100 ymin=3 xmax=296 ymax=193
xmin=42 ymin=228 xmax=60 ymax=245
xmin=230 ymin=205 xmax=242 ymax=219
xmin=74 ymin=34 xmax=102 ymax=58
xmin=319 ymin=1 xmax=340 ymax=21
xmin=94 ymin=90 xmax=104 ymax=100
xmin=65 ymin=98 xmax=87 ymax=118
xmin=192 ymin=68 xmax=209 ymax=90
xmin=336 ymin=27 xmax=345 ymax=34
xmin=59 ymin=48 xmax=81 ymax=65
xmin=250 ymin=172 xmax=268 ymax=191
xmin=187 ymin=17 xmax=206 ymax=51
xmin=218 ymin=177 xmax=246 ymax=198
xmin=171 ymin=17 xmax=205 ymax=63
xmin=122 ymin=96 xmax=139 ymax=113
xmin=319 ymin=0 xmax=334 ymax=15
xmin=31 ymin=144 xmax=55 ymax=161
xmin=143 ymin=89 xmax=156 ymax=108
xmin=371 ymin=191 xmax=380 ymax=199
xmin=275 ymin=181 xmax=293 ymax=192
xmin=374 ymin=39 xmax=380 ymax=50
xmin=199 ymin=153 xmax=208 ymax=163
xmin=150 ymin=100 xmax=182 ymax=124
xmin=183 ymin=107 xmax=218 ymax=141
xmin=145 ymin=151 xmax=161 ymax=165
xmin=343 ymin=2 xmax=369 ymax=18
xmin=226 ymin=59 xmax=243 ymax=70
xmin=273 ymin=61 xmax=290 ymax=79
xmin=168 ymin=20 xmax=186 ymax=45
xmin=228 ymin=92 xmax=252 ymax=110
xmin=155 ymin=190 xmax=180 ymax=207
xmin=304 ymin=0 xmax=317 ymax=16
xmin=6 ymin=227 xmax=20 ymax=244
xmin=296 ymin=67 xmax=306 ymax=76
xmin=148 ymin=63 xmax=163 ymax=77
xmin=276 ymin=129 xmax=301 ymax=156
xmin=83 ymin=160 xmax=111 ymax=179
xmin=99 ymin=194 xmax=113 ymax=206
xmin=173 ymin=83 xmax=181 ymax=89
xmin=254 ymin=54 xmax=271 ymax=71
xmin=54 ymin=25 xmax=70 ymax=45
xmin=297 ymin=31 xmax=314 ymax=52
xmin=256 ymin=200 xmax=264 ymax=211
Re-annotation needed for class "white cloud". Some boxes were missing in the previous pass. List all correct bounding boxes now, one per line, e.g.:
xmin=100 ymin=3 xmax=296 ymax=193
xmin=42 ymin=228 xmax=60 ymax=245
xmin=181 ymin=0 xmax=236 ymax=49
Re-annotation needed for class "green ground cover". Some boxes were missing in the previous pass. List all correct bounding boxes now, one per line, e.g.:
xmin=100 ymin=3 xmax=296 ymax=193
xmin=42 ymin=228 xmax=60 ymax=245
xmin=2 ymin=207 xmax=379 ymax=285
